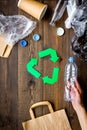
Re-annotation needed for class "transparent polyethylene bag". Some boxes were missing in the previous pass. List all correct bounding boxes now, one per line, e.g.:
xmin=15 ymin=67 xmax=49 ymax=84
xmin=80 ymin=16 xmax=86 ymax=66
xmin=0 ymin=14 xmax=36 ymax=46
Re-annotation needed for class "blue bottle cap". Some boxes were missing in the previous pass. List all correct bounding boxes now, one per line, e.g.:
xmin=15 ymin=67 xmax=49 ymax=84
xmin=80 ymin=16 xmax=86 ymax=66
xmin=68 ymin=57 xmax=75 ymax=63
xmin=20 ymin=40 xmax=28 ymax=47
xmin=33 ymin=34 xmax=40 ymax=41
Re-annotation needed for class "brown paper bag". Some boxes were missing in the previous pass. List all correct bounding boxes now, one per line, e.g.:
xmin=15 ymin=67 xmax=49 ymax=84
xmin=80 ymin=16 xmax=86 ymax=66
xmin=22 ymin=101 xmax=72 ymax=130
xmin=0 ymin=37 xmax=13 ymax=58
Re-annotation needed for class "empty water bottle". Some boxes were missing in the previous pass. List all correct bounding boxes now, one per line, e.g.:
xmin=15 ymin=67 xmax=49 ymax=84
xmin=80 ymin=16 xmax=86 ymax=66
xmin=64 ymin=57 xmax=78 ymax=101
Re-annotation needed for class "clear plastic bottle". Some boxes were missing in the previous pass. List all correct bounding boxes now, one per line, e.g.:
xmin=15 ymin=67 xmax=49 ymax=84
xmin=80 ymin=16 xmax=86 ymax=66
xmin=64 ymin=57 xmax=78 ymax=101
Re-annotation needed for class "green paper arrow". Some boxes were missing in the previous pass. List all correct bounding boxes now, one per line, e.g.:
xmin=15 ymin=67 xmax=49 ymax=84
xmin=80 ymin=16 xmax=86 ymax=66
xmin=26 ymin=58 xmax=41 ymax=78
xmin=42 ymin=68 xmax=60 ymax=84
xmin=38 ymin=48 xmax=59 ymax=63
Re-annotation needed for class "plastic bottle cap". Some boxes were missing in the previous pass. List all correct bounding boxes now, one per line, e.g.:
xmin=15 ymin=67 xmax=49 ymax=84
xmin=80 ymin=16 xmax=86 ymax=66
xmin=68 ymin=57 xmax=75 ymax=63
xmin=56 ymin=27 xmax=64 ymax=36
xmin=20 ymin=40 xmax=28 ymax=47
xmin=33 ymin=34 xmax=40 ymax=41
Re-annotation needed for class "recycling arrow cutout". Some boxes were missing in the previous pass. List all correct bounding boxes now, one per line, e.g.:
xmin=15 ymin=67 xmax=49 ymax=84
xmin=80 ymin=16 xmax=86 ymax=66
xmin=26 ymin=48 xmax=60 ymax=85
xmin=38 ymin=48 xmax=59 ymax=63
xmin=42 ymin=68 xmax=60 ymax=84
xmin=26 ymin=58 xmax=41 ymax=78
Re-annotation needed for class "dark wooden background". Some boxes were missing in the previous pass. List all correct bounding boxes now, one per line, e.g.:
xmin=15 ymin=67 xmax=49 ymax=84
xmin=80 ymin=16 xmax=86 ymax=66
xmin=0 ymin=0 xmax=87 ymax=130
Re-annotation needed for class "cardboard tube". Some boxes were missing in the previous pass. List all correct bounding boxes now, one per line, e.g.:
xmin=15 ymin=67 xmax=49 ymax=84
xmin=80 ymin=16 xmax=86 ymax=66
xmin=18 ymin=0 xmax=48 ymax=20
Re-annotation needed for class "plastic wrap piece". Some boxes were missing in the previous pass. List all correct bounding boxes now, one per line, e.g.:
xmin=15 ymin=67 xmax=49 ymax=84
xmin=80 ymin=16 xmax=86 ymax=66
xmin=71 ymin=1 xmax=87 ymax=37
xmin=70 ymin=2 xmax=87 ymax=62
xmin=65 ymin=0 xmax=81 ymax=29
xmin=50 ymin=0 xmax=67 ymax=26
xmin=71 ymin=34 xmax=87 ymax=62
xmin=0 ymin=14 xmax=36 ymax=46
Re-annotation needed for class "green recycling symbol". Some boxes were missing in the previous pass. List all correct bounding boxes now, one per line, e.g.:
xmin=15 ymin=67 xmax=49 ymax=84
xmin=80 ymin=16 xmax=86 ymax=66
xmin=26 ymin=48 xmax=60 ymax=85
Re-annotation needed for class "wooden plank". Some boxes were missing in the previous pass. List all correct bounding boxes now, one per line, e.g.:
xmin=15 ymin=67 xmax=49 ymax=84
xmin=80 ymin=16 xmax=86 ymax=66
xmin=18 ymin=8 xmax=44 ymax=130
xmin=0 ymin=0 xmax=18 ymax=130
xmin=0 ymin=125 xmax=12 ymax=130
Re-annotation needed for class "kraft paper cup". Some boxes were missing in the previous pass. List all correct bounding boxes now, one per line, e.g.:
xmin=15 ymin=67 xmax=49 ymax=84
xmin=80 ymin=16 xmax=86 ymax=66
xmin=18 ymin=0 xmax=48 ymax=20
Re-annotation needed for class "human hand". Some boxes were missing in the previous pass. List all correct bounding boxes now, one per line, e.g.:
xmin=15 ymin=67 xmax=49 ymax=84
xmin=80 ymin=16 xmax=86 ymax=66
xmin=70 ymin=78 xmax=83 ymax=112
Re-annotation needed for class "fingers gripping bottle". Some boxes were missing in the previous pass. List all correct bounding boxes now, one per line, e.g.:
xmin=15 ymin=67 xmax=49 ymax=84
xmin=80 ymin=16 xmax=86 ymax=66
xmin=64 ymin=57 xmax=78 ymax=101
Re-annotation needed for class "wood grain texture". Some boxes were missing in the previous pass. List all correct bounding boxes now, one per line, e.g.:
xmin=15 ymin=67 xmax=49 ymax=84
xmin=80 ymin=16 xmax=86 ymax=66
xmin=0 ymin=0 xmax=87 ymax=130
xmin=0 ymin=0 xmax=18 ymax=130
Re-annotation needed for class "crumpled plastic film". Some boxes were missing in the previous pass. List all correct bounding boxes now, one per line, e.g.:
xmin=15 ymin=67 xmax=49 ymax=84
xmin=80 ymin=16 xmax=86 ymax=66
xmin=71 ymin=2 xmax=87 ymax=37
xmin=50 ymin=0 xmax=67 ymax=26
xmin=0 ymin=14 xmax=36 ymax=46
xmin=71 ymin=1 xmax=87 ymax=62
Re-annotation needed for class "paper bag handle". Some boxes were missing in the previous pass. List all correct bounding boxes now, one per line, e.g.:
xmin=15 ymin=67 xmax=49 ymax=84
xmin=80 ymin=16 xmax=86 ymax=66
xmin=29 ymin=101 xmax=54 ymax=119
